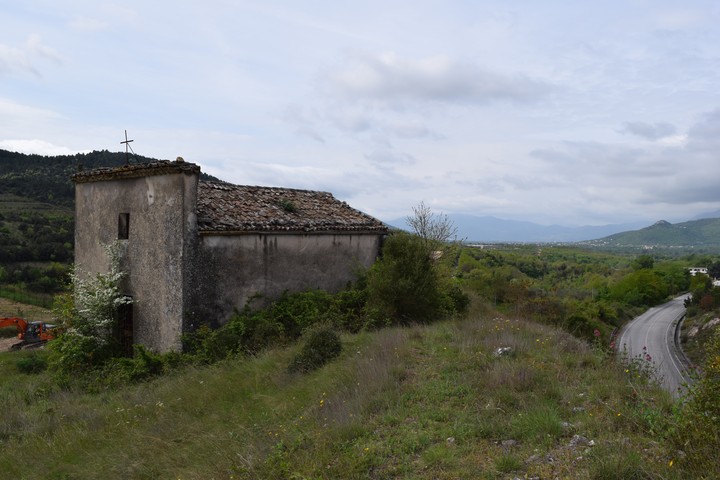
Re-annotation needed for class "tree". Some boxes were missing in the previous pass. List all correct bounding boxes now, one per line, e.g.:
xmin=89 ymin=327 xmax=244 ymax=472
xmin=365 ymin=232 xmax=443 ymax=324
xmin=708 ymin=260 xmax=720 ymax=280
xmin=631 ymin=254 xmax=654 ymax=270
xmin=406 ymin=201 xmax=458 ymax=252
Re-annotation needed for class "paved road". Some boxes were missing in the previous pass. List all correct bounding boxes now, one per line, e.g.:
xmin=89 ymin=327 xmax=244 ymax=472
xmin=616 ymin=295 xmax=693 ymax=398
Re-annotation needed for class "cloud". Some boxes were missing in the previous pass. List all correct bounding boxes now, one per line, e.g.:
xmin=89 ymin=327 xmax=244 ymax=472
xmin=685 ymin=108 xmax=720 ymax=149
xmin=0 ymin=139 xmax=89 ymax=156
xmin=363 ymin=148 xmax=416 ymax=166
xmin=283 ymin=105 xmax=325 ymax=143
xmin=528 ymin=108 xmax=720 ymax=212
xmin=620 ymin=121 xmax=677 ymax=140
xmin=389 ymin=123 xmax=444 ymax=140
xmin=0 ymin=35 xmax=61 ymax=77
xmin=327 ymin=51 xmax=552 ymax=105
xmin=530 ymin=141 xmax=662 ymax=179
xmin=25 ymin=35 xmax=62 ymax=63
xmin=0 ymin=97 xmax=62 ymax=121
xmin=68 ymin=16 xmax=109 ymax=32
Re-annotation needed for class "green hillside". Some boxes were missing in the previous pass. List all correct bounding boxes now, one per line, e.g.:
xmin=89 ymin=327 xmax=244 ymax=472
xmin=0 ymin=148 xmax=220 ymax=264
xmin=585 ymin=218 xmax=720 ymax=250
xmin=0 ymin=313 xmax=691 ymax=480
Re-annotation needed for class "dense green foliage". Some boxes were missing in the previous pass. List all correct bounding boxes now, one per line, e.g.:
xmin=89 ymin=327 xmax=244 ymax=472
xmin=456 ymin=245 xmax=691 ymax=341
xmin=0 ymin=206 xmax=74 ymax=263
xmin=365 ymin=232 xmax=447 ymax=324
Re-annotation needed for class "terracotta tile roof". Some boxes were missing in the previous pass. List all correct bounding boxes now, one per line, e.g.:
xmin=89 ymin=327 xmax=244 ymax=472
xmin=197 ymin=181 xmax=388 ymax=234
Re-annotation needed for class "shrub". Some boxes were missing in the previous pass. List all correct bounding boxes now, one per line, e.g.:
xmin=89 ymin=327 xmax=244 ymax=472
xmin=15 ymin=353 xmax=48 ymax=374
xmin=48 ymin=241 xmax=133 ymax=376
xmin=441 ymin=283 xmax=470 ymax=315
xmin=365 ymin=232 xmax=443 ymax=324
xmin=288 ymin=327 xmax=342 ymax=373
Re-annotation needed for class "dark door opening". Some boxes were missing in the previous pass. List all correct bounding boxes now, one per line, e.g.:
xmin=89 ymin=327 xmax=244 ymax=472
xmin=119 ymin=298 xmax=133 ymax=356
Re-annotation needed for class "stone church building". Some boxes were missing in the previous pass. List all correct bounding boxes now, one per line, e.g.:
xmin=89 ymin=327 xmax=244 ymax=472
xmin=73 ymin=159 xmax=387 ymax=352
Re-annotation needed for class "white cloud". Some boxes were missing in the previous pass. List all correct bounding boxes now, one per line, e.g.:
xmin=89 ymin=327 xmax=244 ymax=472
xmin=620 ymin=121 xmax=677 ymax=140
xmin=68 ymin=16 xmax=109 ymax=32
xmin=0 ymin=98 xmax=61 ymax=121
xmin=0 ymin=35 xmax=61 ymax=77
xmin=364 ymin=148 xmax=416 ymax=166
xmin=327 ymin=51 xmax=552 ymax=105
xmin=25 ymin=35 xmax=62 ymax=64
xmin=0 ymin=139 xmax=89 ymax=156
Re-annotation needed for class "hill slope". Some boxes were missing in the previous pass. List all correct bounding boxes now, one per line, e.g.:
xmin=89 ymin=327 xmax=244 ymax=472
xmin=0 ymin=314 xmax=687 ymax=479
xmin=0 ymin=148 xmax=220 ymax=208
xmin=0 ymin=149 xmax=220 ymax=263
xmin=587 ymin=218 xmax=720 ymax=248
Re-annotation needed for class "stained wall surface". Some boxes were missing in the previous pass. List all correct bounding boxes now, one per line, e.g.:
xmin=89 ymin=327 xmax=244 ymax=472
xmin=74 ymin=170 xmax=198 ymax=352
xmin=190 ymin=233 xmax=382 ymax=326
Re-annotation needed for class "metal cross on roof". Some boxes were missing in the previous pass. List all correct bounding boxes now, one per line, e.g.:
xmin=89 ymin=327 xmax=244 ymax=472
xmin=121 ymin=130 xmax=134 ymax=164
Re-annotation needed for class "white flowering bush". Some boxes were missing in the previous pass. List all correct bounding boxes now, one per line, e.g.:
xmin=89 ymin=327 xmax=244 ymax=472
xmin=49 ymin=242 xmax=133 ymax=375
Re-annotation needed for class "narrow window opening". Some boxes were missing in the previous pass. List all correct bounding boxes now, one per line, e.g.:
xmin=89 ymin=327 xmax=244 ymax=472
xmin=118 ymin=213 xmax=130 ymax=240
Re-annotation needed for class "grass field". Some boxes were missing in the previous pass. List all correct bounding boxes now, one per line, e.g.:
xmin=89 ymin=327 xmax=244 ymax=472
xmin=0 ymin=300 xmax=696 ymax=480
xmin=0 ymin=297 xmax=53 ymax=321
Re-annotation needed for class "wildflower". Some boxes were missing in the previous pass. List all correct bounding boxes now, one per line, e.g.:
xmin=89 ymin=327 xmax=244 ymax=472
xmin=594 ymin=329 xmax=601 ymax=337
xmin=669 ymin=459 xmax=674 ymax=468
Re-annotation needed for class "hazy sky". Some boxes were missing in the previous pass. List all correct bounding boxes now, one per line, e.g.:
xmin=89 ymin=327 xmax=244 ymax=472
xmin=2 ymin=1 xmax=720 ymax=225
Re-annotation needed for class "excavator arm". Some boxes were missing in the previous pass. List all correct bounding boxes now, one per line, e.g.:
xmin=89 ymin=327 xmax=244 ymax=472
xmin=0 ymin=317 xmax=28 ymax=336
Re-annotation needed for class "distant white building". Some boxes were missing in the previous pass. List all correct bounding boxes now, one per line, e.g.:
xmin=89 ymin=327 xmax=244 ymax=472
xmin=689 ymin=267 xmax=708 ymax=276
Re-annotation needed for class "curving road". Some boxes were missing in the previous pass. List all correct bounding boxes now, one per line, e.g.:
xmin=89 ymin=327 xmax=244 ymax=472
xmin=616 ymin=294 xmax=693 ymax=398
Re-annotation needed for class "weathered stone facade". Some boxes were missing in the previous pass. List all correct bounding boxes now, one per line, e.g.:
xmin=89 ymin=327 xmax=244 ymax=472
xmin=73 ymin=160 xmax=387 ymax=352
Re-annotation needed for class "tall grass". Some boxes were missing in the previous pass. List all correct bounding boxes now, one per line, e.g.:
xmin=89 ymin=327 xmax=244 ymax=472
xmin=0 ymin=308 xmax=691 ymax=479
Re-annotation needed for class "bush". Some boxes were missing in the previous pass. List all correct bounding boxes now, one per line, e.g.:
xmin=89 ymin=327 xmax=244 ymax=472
xmin=48 ymin=242 xmax=132 ymax=377
xmin=15 ymin=353 xmax=48 ymax=374
xmin=184 ymin=289 xmax=357 ymax=360
xmin=442 ymin=283 xmax=470 ymax=315
xmin=288 ymin=327 xmax=342 ymax=373
xmin=365 ymin=232 xmax=444 ymax=324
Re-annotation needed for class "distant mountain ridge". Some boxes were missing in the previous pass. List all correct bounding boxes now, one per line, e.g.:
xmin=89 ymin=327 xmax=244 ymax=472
xmin=389 ymin=213 xmax=648 ymax=243
xmin=585 ymin=217 xmax=720 ymax=248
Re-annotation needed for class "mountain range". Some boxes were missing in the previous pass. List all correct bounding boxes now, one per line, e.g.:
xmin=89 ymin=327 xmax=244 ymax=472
xmin=389 ymin=213 xmax=720 ymax=245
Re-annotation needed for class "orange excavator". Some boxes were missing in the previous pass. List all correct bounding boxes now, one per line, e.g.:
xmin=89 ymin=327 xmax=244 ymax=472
xmin=0 ymin=317 xmax=56 ymax=349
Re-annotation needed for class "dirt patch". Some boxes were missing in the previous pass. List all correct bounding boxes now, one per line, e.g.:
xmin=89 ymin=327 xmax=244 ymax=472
xmin=0 ymin=337 xmax=22 ymax=352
